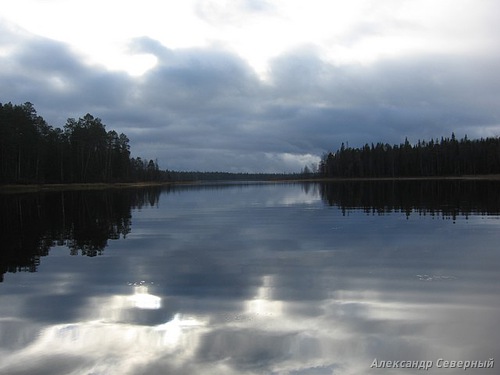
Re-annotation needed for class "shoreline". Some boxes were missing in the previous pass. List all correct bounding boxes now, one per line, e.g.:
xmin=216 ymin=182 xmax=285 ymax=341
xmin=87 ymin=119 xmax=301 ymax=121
xmin=276 ymin=174 xmax=500 ymax=183
xmin=2 ymin=174 xmax=500 ymax=194
xmin=0 ymin=181 xmax=191 ymax=194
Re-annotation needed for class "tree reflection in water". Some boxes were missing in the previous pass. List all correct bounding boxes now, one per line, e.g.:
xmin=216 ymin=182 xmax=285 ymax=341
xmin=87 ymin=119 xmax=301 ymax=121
xmin=2 ymin=180 xmax=500 ymax=281
xmin=0 ymin=187 xmax=161 ymax=281
xmin=317 ymin=179 xmax=500 ymax=219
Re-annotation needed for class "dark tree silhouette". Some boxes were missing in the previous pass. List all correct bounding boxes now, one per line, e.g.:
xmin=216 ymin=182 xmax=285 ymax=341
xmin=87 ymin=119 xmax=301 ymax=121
xmin=318 ymin=134 xmax=500 ymax=178
xmin=0 ymin=102 xmax=161 ymax=184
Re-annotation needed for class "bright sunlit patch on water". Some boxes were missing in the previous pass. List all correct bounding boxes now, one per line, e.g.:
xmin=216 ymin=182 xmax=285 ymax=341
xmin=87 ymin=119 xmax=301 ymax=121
xmin=155 ymin=313 xmax=206 ymax=347
xmin=246 ymin=275 xmax=284 ymax=317
xmin=83 ymin=282 xmax=162 ymax=321
xmin=128 ymin=285 xmax=161 ymax=310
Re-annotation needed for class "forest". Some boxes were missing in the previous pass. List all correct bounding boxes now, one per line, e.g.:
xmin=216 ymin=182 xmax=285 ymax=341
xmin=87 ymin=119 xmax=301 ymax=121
xmin=0 ymin=101 xmax=307 ymax=184
xmin=318 ymin=134 xmax=500 ymax=178
xmin=0 ymin=102 xmax=161 ymax=184
xmin=4 ymin=101 xmax=500 ymax=184
xmin=164 ymin=170 xmax=302 ymax=181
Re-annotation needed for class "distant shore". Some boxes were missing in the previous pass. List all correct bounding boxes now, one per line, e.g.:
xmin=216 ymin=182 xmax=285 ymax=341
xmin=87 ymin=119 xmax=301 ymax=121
xmin=0 ymin=181 xmax=183 ymax=194
xmin=282 ymin=174 xmax=500 ymax=183
xmin=2 ymin=174 xmax=500 ymax=194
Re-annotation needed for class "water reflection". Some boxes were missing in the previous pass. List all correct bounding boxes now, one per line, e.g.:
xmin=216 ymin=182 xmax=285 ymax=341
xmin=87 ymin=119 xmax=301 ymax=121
xmin=3 ymin=180 xmax=498 ymax=281
xmin=0 ymin=181 xmax=499 ymax=374
xmin=129 ymin=284 xmax=162 ymax=310
xmin=318 ymin=179 xmax=500 ymax=218
xmin=0 ymin=284 xmax=208 ymax=375
xmin=0 ymin=187 xmax=161 ymax=281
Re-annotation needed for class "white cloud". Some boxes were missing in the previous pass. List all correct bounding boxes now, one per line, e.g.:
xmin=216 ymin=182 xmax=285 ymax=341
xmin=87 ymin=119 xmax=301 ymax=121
xmin=3 ymin=0 xmax=499 ymax=78
xmin=266 ymin=153 xmax=321 ymax=172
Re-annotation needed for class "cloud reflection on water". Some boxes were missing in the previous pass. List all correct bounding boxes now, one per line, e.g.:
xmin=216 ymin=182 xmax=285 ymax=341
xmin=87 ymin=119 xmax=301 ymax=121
xmin=0 ymin=182 xmax=499 ymax=374
xmin=2 ymin=271 xmax=498 ymax=375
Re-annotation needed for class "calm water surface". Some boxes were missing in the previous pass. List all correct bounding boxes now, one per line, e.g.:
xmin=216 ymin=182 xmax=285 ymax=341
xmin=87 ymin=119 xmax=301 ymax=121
xmin=0 ymin=181 xmax=499 ymax=374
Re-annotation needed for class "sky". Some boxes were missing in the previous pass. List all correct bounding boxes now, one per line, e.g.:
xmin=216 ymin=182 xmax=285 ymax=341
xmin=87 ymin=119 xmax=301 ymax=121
xmin=1 ymin=0 xmax=500 ymax=172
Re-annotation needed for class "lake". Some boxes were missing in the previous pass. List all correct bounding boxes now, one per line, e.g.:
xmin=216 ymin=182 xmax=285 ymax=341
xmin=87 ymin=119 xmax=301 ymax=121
xmin=0 ymin=180 xmax=499 ymax=374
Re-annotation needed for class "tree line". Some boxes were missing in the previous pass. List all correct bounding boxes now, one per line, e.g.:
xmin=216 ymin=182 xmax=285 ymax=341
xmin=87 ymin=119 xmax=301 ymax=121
xmin=0 ymin=102 xmax=161 ymax=184
xmin=318 ymin=133 xmax=500 ymax=178
xmin=164 ymin=170 xmax=304 ymax=181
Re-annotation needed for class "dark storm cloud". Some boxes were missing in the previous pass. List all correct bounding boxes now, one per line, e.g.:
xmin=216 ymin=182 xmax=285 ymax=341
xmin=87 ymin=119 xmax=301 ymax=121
xmin=1 ymin=22 xmax=500 ymax=171
xmin=132 ymin=38 xmax=260 ymax=113
xmin=267 ymin=46 xmax=500 ymax=146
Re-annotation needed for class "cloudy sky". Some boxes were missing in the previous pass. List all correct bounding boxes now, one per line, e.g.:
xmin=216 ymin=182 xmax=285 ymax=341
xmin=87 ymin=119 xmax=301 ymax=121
xmin=2 ymin=0 xmax=500 ymax=172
